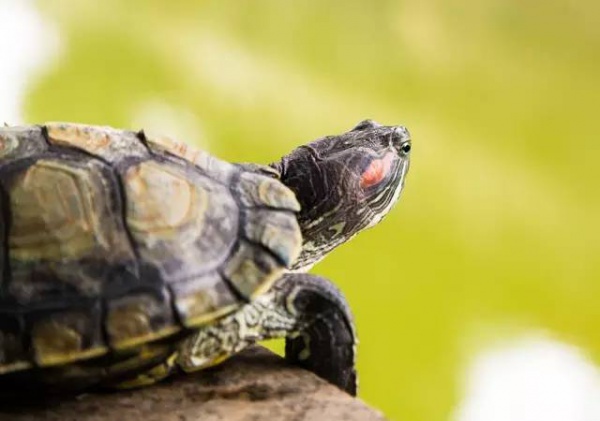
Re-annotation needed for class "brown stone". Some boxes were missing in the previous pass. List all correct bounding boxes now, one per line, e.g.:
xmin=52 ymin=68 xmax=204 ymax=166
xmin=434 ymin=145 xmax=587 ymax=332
xmin=0 ymin=346 xmax=386 ymax=421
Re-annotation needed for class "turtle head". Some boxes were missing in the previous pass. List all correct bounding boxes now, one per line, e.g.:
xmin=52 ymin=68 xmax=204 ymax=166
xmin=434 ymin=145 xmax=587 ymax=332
xmin=272 ymin=119 xmax=411 ymax=271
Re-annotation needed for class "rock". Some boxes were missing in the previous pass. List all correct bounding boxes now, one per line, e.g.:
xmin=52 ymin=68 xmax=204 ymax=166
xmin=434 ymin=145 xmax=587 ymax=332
xmin=0 ymin=346 xmax=386 ymax=421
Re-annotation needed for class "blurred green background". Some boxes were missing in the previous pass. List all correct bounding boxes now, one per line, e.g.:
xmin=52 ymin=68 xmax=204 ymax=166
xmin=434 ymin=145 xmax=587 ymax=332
xmin=17 ymin=0 xmax=600 ymax=419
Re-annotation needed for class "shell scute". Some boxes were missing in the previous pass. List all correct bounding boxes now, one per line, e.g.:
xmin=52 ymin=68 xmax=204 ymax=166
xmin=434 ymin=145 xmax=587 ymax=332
xmin=45 ymin=122 xmax=148 ymax=163
xmin=243 ymin=209 xmax=302 ymax=268
xmin=238 ymin=172 xmax=300 ymax=211
xmin=124 ymin=160 xmax=204 ymax=234
xmin=122 ymin=160 xmax=239 ymax=283
xmin=30 ymin=307 xmax=106 ymax=367
xmin=145 ymin=133 xmax=236 ymax=184
xmin=222 ymin=240 xmax=284 ymax=299
xmin=170 ymin=272 xmax=240 ymax=327
xmin=0 ymin=126 xmax=47 ymax=163
xmin=106 ymin=288 xmax=179 ymax=350
xmin=6 ymin=158 xmax=135 ymax=264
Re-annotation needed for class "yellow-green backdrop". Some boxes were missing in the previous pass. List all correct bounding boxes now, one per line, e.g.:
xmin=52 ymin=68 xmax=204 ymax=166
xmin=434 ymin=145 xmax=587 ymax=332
xmin=23 ymin=1 xmax=600 ymax=420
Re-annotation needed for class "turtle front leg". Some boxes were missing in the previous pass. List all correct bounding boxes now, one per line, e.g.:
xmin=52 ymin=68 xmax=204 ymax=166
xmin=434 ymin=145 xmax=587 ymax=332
xmin=176 ymin=274 xmax=358 ymax=395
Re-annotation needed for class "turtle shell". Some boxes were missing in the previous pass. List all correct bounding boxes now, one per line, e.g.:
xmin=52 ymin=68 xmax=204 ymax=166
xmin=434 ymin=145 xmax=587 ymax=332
xmin=0 ymin=123 xmax=302 ymax=375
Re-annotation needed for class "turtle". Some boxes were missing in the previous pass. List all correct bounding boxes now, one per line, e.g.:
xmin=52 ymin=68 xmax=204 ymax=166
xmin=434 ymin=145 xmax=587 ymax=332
xmin=0 ymin=119 xmax=411 ymax=397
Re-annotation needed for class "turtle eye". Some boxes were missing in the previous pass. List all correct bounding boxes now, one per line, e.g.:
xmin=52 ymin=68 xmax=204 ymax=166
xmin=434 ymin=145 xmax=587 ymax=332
xmin=400 ymin=142 xmax=411 ymax=154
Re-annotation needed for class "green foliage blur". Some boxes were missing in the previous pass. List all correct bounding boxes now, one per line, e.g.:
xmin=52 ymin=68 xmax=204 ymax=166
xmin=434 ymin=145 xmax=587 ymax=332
xmin=27 ymin=1 xmax=600 ymax=420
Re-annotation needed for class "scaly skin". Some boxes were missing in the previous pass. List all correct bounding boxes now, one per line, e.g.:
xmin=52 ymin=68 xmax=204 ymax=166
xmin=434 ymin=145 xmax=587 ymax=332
xmin=175 ymin=274 xmax=356 ymax=394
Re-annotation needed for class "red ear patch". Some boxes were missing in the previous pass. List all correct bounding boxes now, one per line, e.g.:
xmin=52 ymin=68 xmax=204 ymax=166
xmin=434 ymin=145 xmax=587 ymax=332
xmin=360 ymin=152 xmax=394 ymax=188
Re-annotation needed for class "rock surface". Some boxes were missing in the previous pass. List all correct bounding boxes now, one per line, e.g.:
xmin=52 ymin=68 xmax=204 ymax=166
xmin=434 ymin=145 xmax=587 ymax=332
xmin=0 ymin=346 xmax=386 ymax=421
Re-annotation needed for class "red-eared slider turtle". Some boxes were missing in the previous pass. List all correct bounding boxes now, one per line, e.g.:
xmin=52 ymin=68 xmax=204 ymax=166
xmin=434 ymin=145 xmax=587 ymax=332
xmin=0 ymin=120 xmax=411 ymax=396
